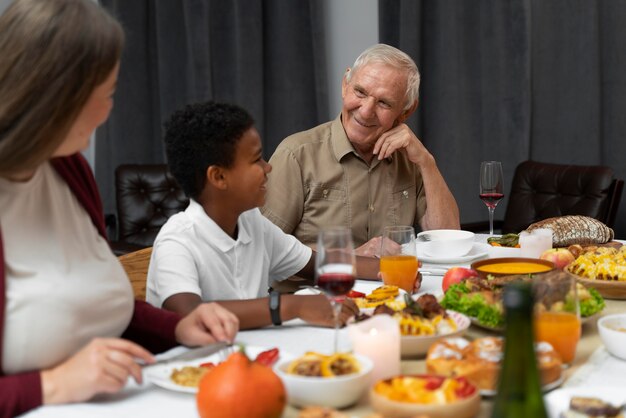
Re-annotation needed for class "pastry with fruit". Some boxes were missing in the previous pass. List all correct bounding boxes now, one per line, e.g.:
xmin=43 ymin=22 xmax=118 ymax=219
xmin=425 ymin=337 xmax=563 ymax=391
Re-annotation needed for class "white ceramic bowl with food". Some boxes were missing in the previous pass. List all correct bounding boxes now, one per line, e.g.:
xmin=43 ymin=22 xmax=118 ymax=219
xmin=401 ymin=310 xmax=471 ymax=358
xmin=417 ymin=230 xmax=475 ymax=258
xmin=274 ymin=354 xmax=373 ymax=409
xmin=369 ymin=374 xmax=481 ymax=418
xmin=598 ymin=313 xmax=626 ymax=360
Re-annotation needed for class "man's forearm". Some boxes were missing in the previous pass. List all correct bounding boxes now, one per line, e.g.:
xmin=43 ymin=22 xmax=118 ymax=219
xmin=417 ymin=155 xmax=460 ymax=230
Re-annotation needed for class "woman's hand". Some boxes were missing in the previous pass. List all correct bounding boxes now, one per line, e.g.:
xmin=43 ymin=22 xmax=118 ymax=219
xmin=296 ymin=295 xmax=359 ymax=327
xmin=174 ymin=302 xmax=239 ymax=347
xmin=41 ymin=338 xmax=154 ymax=405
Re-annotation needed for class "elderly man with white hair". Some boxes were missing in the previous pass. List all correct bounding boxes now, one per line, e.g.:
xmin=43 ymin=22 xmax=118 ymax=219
xmin=263 ymin=43 xmax=460 ymax=258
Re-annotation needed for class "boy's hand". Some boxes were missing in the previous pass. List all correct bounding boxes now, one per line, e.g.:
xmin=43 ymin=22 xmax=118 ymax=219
xmin=296 ymin=295 xmax=359 ymax=327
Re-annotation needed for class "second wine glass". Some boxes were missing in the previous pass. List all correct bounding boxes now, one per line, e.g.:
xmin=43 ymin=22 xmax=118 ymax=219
xmin=315 ymin=226 xmax=356 ymax=354
xmin=479 ymin=161 xmax=504 ymax=236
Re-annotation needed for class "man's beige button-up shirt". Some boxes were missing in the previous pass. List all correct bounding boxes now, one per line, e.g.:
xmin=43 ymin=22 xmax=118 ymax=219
xmin=262 ymin=116 xmax=427 ymax=247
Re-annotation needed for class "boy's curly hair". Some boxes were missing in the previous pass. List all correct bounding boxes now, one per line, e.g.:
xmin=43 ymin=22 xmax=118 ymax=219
xmin=164 ymin=101 xmax=254 ymax=200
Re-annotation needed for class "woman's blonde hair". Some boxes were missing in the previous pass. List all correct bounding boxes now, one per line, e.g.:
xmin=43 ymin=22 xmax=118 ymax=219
xmin=0 ymin=0 xmax=124 ymax=175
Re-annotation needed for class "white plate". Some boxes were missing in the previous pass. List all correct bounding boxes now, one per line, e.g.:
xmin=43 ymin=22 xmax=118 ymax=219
xmin=416 ymin=243 xmax=490 ymax=264
xmin=481 ymin=374 xmax=564 ymax=397
xmin=145 ymin=345 xmax=282 ymax=393
xmin=544 ymin=386 xmax=626 ymax=418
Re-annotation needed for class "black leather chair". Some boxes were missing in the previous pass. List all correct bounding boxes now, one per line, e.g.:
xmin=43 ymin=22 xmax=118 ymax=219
xmin=109 ymin=164 xmax=189 ymax=255
xmin=463 ymin=160 xmax=624 ymax=234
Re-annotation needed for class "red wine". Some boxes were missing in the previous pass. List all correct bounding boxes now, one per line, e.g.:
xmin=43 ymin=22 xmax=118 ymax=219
xmin=317 ymin=273 xmax=355 ymax=297
xmin=480 ymin=192 xmax=504 ymax=209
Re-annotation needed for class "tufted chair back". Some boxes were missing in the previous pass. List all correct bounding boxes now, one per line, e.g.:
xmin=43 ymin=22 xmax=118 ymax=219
xmin=501 ymin=161 xmax=623 ymax=233
xmin=113 ymin=164 xmax=189 ymax=253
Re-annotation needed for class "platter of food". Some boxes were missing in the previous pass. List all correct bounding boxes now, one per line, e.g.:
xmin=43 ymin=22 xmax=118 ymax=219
xmin=440 ymin=271 xmax=606 ymax=330
xmin=544 ymin=387 xmax=626 ymax=418
xmin=353 ymin=290 xmax=471 ymax=357
xmin=145 ymin=345 xmax=283 ymax=393
xmin=369 ymin=374 xmax=480 ymax=418
xmin=566 ymin=245 xmax=626 ymax=299
xmin=425 ymin=337 xmax=564 ymax=396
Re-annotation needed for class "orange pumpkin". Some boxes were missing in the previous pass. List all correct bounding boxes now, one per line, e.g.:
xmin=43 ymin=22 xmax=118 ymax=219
xmin=196 ymin=351 xmax=286 ymax=418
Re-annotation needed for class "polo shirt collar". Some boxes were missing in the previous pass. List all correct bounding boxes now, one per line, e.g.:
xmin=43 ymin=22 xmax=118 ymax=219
xmin=186 ymin=199 xmax=253 ymax=252
xmin=330 ymin=114 xmax=392 ymax=167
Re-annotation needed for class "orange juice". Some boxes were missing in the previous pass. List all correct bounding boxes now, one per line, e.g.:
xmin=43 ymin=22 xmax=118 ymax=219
xmin=380 ymin=255 xmax=418 ymax=294
xmin=534 ymin=311 xmax=581 ymax=364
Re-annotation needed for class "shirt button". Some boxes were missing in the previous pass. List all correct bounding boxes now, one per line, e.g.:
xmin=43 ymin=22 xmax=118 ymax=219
xmin=323 ymin=189 xmax=329 ymax=198
xmin=369 ymin=205 xmax=374 ymax=212
xmin=403 ymin=190 xmax=409 ymax=198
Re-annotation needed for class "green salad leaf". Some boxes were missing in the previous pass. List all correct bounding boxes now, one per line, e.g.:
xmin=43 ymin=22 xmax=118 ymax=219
xmin=579 ymin=287 xmax=606 ymax=318
xmin=440 ymin=283 xmax=504 ymax=328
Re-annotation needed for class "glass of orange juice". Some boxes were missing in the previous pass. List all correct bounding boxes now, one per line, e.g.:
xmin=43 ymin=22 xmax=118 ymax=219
xmin=380 ymin=226 xmax=419 ymax=294
xmin=533 ymin=274 xmax=581 ymax=365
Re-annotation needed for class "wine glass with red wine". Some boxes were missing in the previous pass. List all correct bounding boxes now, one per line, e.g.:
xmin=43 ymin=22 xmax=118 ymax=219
xmin=479 ymin=161 xmax=504 ymax=236
xmin=315 ymin=226 xmax=356 ymax=353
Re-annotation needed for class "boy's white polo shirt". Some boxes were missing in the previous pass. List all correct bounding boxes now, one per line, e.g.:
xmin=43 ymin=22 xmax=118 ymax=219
xmin=146 ymin=200 xmax=312 ymax=306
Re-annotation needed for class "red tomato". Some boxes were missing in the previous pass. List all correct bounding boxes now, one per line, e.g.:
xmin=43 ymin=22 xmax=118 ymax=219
xmin=255 ymin=348 xmax=280 ymax=367
xmin=347 ymin=290 xmax=366 ymax=298
xmin=422 ymin=375 xmax=445 ymax=390
xmin=453 ymin=377 xmax=477 ymax=398
xmin=199 ymin=362 xmax=216 ymax=369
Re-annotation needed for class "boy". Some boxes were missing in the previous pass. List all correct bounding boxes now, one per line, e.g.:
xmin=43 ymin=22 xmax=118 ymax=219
xmin=146 ymin=101 xmax=379 ymax=329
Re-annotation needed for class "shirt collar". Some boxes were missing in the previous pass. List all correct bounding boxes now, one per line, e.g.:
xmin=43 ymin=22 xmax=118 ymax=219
xmin=186 ymin=199 xmax=253 ymax=252
xmin=330 ymin=114 xmax=392 ymax=167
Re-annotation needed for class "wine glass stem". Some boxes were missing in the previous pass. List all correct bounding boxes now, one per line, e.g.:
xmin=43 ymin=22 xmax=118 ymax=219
xmin=488 ymin=207 xmax=495 ymax=235
xmin=331 ymin=299 xmax=343 ymax=353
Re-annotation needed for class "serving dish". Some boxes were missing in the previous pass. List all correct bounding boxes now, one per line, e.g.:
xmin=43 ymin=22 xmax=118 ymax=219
xmin=416 ymin=242 xmax=489 ymax=264
xmin=369 ymin=374 xmax=480 ymax=418
xmin=274 ymin=353 xmax=373 ymax=409
xmin=401 ymin=310 xmax=470 ymax=358
xmin=471 ymin=257 xmax=555 ymax=278
xmin=573 ymin=276 xmax=626 ymax=300
xmin=545 ymin=387 xmax=626 ymax=418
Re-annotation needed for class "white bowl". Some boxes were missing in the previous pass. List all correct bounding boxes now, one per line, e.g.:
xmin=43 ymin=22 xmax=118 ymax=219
xmin=274 ymin=354 xmax=373 ymax=409
xmin=401 ymin=311 xmax=471 ymax=358
xmin=417 ymin=230 xmax=475 ymax=258
xmin=598 ymin=314 xmax=626 ymax=360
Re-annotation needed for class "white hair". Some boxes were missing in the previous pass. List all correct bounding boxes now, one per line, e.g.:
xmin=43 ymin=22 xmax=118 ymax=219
xmin=345 ymin=43 xmax=420 ymax=110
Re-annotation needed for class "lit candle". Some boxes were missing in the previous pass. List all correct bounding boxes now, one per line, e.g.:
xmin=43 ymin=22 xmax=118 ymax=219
xmin=519 ymin=228 xmax=553 ymax=258
xmin=348 ymin=315 xmax=401 ymax=384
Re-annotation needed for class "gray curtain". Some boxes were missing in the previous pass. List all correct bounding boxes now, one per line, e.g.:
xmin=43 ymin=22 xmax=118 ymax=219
xmin=96 ymin=0 xmax=328 ymax=215
xmin=380 ymin=0 xmax=626 ymax=237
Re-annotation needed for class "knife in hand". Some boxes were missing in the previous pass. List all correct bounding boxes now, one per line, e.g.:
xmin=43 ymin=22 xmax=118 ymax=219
xmin=143 ymin=341 xmax=232 ymax=368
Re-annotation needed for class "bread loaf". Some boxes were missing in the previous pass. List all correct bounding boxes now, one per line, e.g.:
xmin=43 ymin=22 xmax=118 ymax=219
xmin=525 ymin=215 xmax=614 ymax=247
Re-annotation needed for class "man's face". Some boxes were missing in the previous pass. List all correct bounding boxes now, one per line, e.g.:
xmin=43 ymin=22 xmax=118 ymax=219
xmin=223 ymin=127 xmax=271 ymax=212
xmin=341 ymin=62 xmax=409 ymax=150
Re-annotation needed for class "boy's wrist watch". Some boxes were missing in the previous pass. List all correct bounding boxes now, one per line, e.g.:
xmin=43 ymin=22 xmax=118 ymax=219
xmin=269 ymin=289 xmax=282 ymax=326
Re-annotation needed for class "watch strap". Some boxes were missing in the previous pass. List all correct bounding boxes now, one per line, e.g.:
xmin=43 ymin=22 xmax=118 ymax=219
xmin=269 ymin=289 xmax=282 ymax=326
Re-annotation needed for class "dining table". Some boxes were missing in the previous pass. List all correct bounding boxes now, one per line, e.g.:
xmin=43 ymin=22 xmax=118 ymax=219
xmin=19 ymin=235 xmax=626 ymax=418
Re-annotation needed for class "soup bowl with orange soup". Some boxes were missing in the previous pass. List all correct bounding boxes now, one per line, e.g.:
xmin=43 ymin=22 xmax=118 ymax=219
xmin=471 ymin=257 xmax=555 ymax=278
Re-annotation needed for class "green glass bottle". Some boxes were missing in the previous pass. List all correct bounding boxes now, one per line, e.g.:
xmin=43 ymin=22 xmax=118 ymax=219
xmin=491 ymin=282 xmax=548 ymax=418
